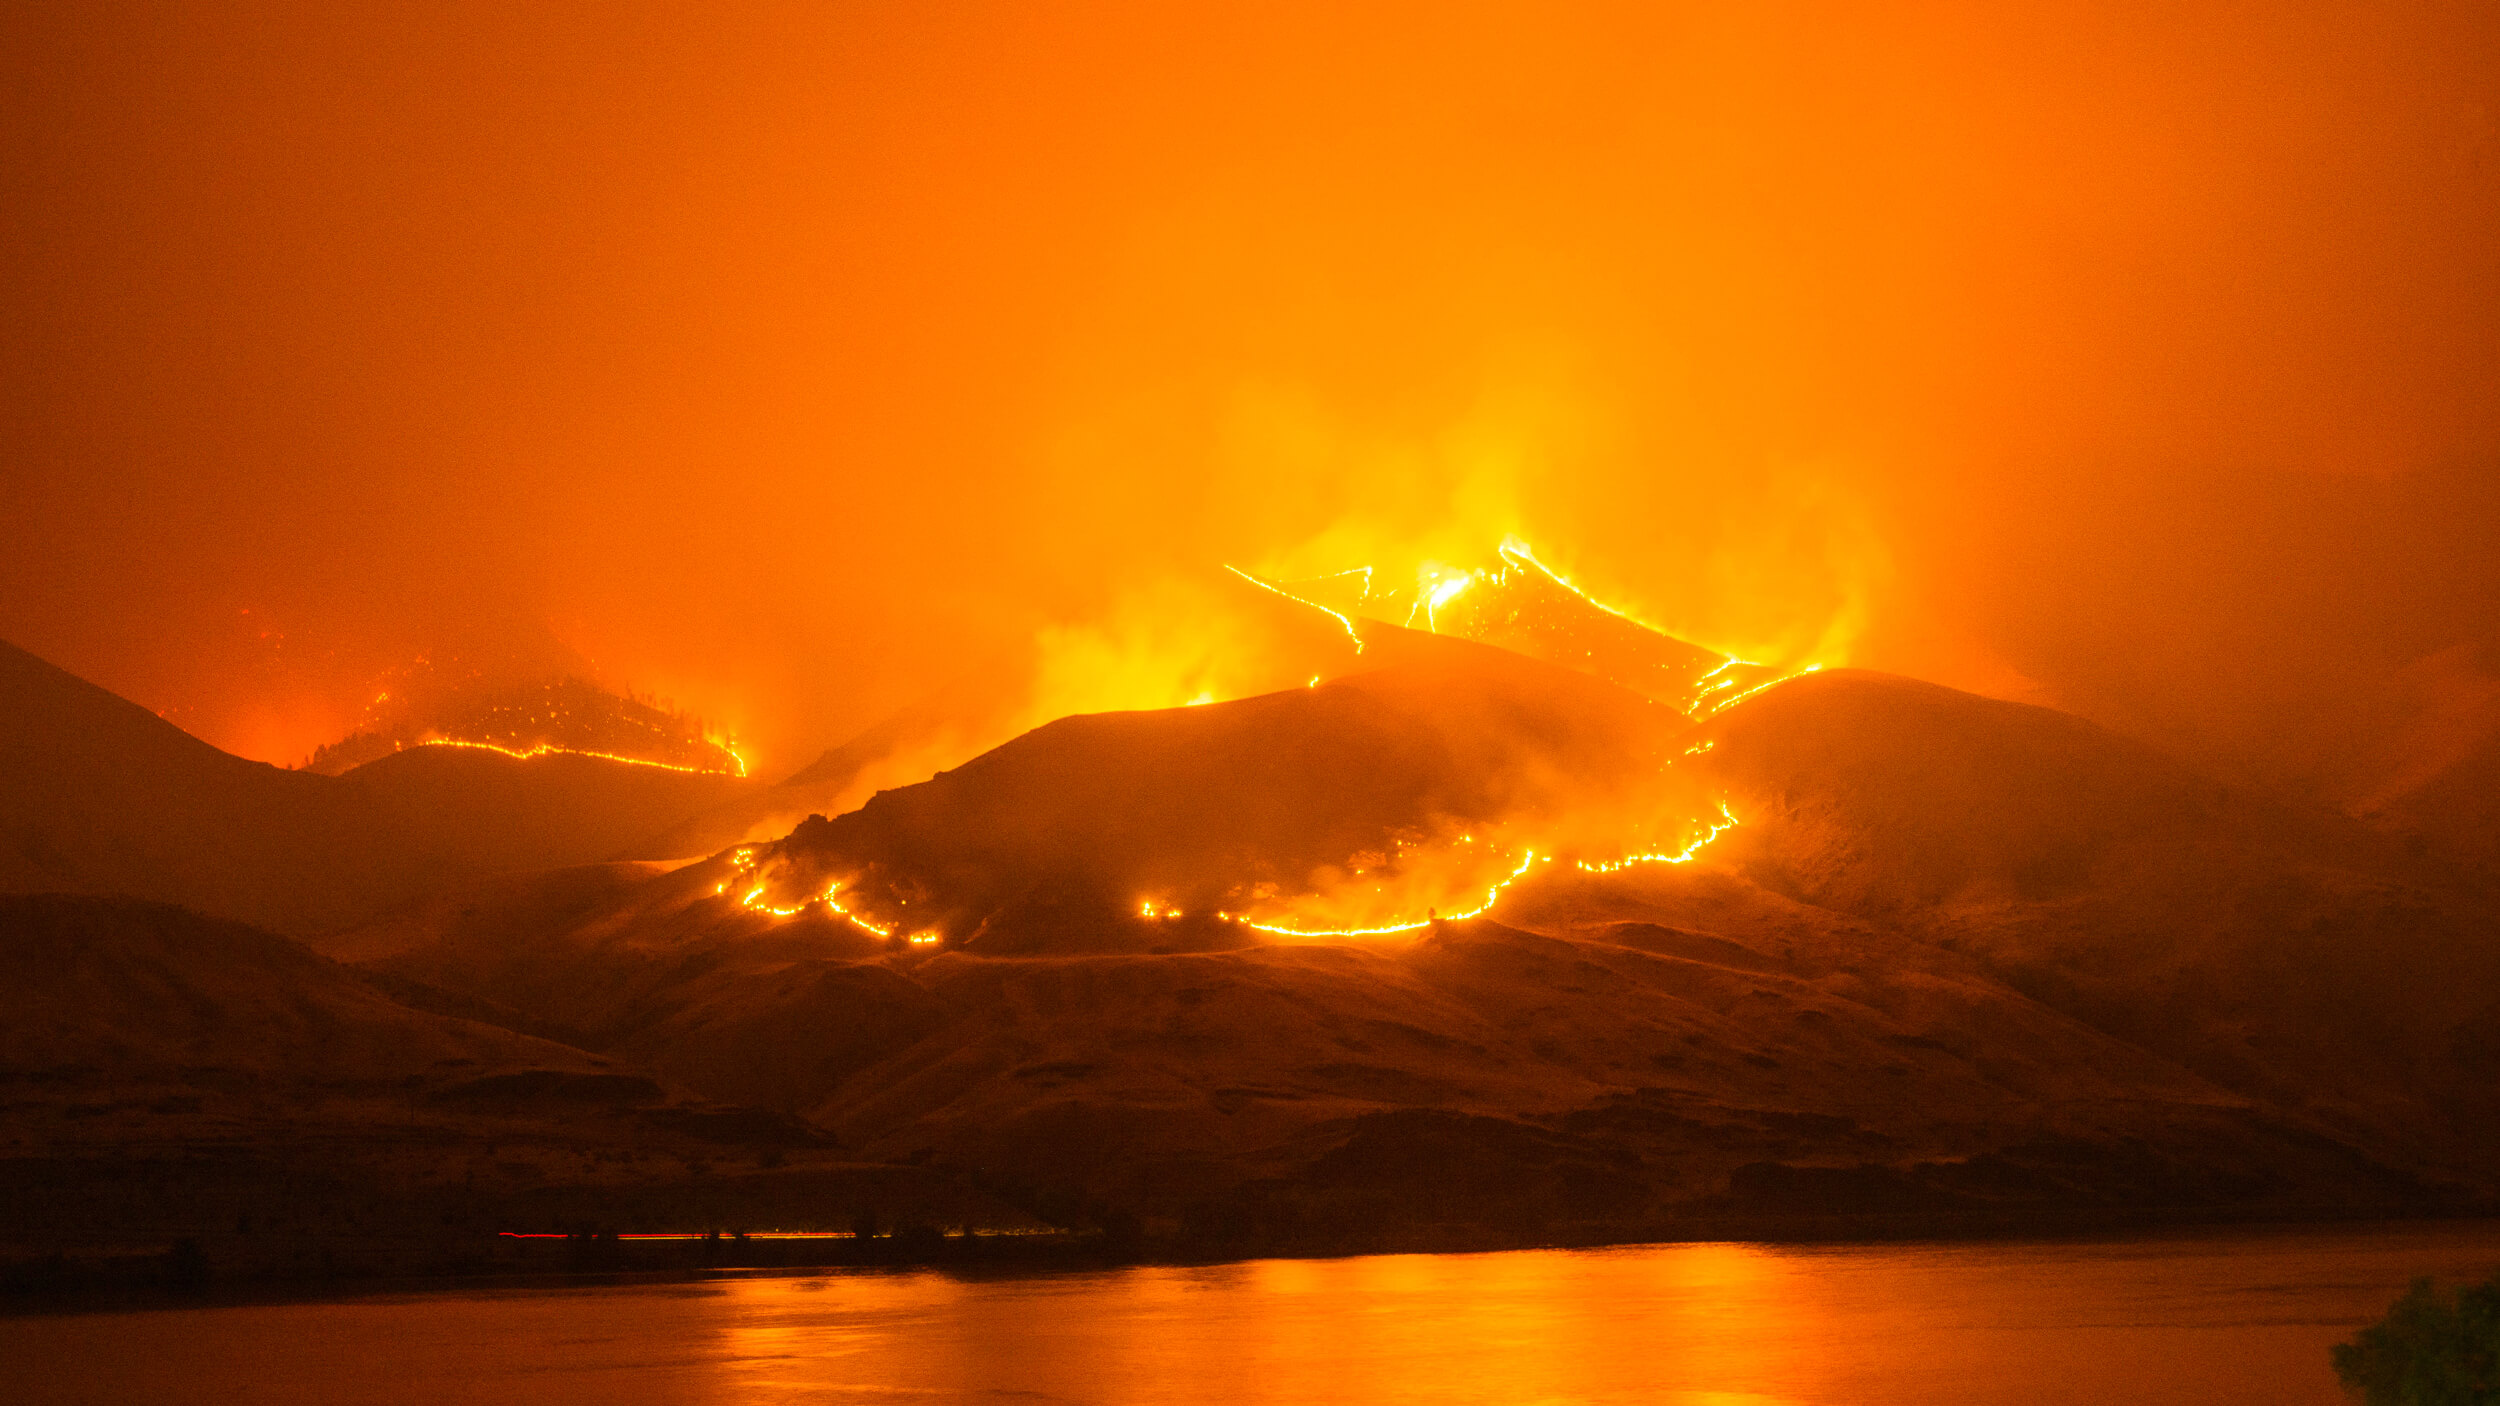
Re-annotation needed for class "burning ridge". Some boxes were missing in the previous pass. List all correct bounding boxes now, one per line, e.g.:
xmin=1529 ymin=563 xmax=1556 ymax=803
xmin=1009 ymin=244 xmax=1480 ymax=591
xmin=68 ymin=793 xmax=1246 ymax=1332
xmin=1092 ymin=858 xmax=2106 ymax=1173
xmin=722 ymin=647 xmax=1732 ymax=952
xmin=308 ymin=674 xmax=743 ymax=777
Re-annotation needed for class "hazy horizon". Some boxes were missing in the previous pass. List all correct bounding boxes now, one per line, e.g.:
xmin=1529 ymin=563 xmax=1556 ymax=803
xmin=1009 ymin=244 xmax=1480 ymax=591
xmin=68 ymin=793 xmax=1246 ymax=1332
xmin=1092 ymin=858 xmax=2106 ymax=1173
xmin=6 ymin=2 xmax=2495 ymax=796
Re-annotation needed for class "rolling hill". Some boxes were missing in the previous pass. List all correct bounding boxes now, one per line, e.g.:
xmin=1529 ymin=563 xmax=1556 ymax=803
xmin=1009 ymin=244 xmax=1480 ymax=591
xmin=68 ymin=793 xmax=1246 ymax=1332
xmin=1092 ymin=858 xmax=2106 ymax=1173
xmin=341 ymin=663 xmax=2500 ymax=1248
xmin=0 ymin=640 xmax=758 ymax=934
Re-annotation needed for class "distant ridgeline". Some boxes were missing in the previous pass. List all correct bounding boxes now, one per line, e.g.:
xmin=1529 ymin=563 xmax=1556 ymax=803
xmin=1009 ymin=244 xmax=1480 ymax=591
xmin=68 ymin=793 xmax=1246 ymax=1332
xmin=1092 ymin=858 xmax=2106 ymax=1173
xmin=305 ymin=675 xmax=741 ymax=776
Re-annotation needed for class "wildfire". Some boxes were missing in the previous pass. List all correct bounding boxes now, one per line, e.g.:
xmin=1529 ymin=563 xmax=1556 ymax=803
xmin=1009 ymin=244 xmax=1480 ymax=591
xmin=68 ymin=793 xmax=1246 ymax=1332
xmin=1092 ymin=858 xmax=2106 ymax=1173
xmin=1223 ymin=564 xmax=1366 ymax=654
xmin=718 ymin=846 xmax=919 ymax=940
xmin=708 ymin=533 xmax=1804 ymax=950
xmin=409 ymin=736 xmax=748 ymax=777
xmin=1494 ymin=535 xmax=1650 ymax=627
xmin=1701 ymin=662 xmax=1824 ymax=715
xmin=1422 ymin=570 xmax=1475 ymax=630
xmin=1573 ymin=801 xmax=1740 ymax=873
xmin=1118 ymin=798 xmax=1747 ymax=940
xmin=1218 ymin=847 xmax=1550 ymax=938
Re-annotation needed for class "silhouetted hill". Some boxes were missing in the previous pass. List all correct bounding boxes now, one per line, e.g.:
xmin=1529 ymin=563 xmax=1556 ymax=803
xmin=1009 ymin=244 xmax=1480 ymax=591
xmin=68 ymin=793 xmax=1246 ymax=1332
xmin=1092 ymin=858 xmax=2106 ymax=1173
xmin=1685 ymin=669 xmax=2500 ymax=1161
xmin=0 ymin=893 xmax=605 ymax=1080
xmin=352 ymin=663 xmax=2500 ymax=1250
xmin=0 ymin=893 xmax=1033 ymax=1289
xmin=0 ymin=640 xmax=756 ymax=933
xmin=628 ymin=570 xmax=1538 ymax=861
xmin=2361 ymin=726 xmax=2500 ymax=880
xmin=770 ymin=652 xmax=1689 ymax=951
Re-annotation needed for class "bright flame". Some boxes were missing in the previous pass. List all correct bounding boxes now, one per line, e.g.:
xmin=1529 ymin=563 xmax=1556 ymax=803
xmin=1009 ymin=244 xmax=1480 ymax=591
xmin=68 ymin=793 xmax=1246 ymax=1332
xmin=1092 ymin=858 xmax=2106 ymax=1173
xmin=1227 ymin=847 xmax=1545 ymax=938
xmin=409 ymin=736 xmax=747 ymax=777
xmin=1423 ymin=570 xmax=1477 ymax=631
xmin=1702 ymin=662 xmax=1824 ymax=716
xmin=1574 ymin=802 xmax=1740 ymax=873
xmin=1497 ymin=536 xmax=1653 ymax=630
xmin=1222 ymin=564 xmax=1365 ymax=654
xmin=720 ymin=847 xmax=896 ymax=937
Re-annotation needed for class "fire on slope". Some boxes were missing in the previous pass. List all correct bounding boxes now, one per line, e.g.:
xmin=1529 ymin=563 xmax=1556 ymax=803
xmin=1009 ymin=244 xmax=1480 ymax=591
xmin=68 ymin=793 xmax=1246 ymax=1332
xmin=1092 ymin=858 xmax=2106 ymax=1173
xmin=1245 ymin=535 xmax=1821 ymax=716
xmin=308 ymin=673 xmax=746 ymax=777
xmin=718 ymin=792 xmax=1747 ymax=945
xmin=706 ymin=540 xmax=1817 ymax=948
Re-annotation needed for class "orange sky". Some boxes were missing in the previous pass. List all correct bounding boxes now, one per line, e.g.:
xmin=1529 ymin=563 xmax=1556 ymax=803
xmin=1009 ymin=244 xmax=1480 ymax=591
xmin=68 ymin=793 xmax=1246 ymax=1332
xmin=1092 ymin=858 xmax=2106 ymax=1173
xmin=2 ymin=2 xmax=2494 ymax=786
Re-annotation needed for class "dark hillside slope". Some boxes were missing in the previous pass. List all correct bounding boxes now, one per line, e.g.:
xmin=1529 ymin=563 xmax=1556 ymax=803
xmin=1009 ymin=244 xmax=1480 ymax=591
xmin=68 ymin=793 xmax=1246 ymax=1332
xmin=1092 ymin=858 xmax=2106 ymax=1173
xmin=361 ymin=667 xmax=2500 ymax=1245
xmin=0 ymin=893 xmax=609 ymax=1079
xmin=0 ymin=641 xmax=752 ymax=933
xmin=771 ymin=652 xmax=1692 ymax=951
xmin=0 ymin=894 xmax=1030 ymax=1286
xmin=0 ymin=640 xmax=348 ymax=929
xmin=1688 ymin=669 xmax=2500 ymax=1161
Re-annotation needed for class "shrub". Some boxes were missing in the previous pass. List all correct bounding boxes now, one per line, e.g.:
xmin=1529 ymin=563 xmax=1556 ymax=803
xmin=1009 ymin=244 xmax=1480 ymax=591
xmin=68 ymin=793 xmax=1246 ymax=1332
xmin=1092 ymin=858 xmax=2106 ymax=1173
xmin=2333 ymin=1271 xmax=2500 ymax=1405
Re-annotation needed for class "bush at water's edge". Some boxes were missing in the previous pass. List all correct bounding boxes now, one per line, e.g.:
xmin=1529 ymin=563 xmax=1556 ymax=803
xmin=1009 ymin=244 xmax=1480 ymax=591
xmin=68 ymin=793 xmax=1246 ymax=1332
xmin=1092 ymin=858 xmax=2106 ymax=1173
xmin=2333 ymin=1270 xmax=2500 ymax=1405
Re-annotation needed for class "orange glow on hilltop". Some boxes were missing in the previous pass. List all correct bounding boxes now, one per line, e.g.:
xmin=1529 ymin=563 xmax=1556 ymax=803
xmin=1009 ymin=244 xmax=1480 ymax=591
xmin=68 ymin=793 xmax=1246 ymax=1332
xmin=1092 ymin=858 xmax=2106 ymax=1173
xmin=409 ymin=736 xmax=749 ymax=777
xmin=1223 ymin=564 xmax=1366 ymax=655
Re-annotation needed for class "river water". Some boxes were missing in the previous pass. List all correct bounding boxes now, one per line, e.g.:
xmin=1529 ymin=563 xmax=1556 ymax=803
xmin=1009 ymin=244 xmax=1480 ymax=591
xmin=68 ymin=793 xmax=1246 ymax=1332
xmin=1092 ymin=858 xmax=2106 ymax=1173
xmin=10 ymin=1221 xmax=2498 ymax=1404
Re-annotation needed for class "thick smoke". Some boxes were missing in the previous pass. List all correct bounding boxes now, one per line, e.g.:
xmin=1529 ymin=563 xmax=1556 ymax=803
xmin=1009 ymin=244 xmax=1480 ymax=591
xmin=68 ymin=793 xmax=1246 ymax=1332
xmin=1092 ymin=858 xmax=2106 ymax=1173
xmin=1 ymin=2 xmax=2492 ymax=802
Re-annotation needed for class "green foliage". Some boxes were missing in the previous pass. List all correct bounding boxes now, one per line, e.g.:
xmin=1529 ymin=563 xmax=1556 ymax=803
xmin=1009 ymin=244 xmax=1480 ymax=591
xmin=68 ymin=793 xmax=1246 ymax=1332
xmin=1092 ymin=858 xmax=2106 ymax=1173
xmin=2334 ymin=1271 xmax=2500 ymax=1405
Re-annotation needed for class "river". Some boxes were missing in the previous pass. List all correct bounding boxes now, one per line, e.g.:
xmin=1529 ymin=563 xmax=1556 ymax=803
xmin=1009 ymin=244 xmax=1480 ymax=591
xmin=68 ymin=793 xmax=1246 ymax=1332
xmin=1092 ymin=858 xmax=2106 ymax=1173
xmin=9 ymin=1221 xmax=2497 ymax=1404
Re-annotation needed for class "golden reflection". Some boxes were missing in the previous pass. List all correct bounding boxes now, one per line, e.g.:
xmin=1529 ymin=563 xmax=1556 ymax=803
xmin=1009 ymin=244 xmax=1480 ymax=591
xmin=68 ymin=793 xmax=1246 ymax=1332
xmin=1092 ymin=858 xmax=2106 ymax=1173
xmin=18 ymin=1227 xmax=2486 ymax=1403
xmin=686 ymin=1244 xmax=1831 ymax=1404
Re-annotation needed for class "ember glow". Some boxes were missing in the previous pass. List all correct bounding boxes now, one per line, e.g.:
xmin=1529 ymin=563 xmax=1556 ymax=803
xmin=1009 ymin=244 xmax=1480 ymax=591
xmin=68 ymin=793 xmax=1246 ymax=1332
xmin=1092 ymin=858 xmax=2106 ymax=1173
xmin=1573 ymin=802 xmax=1742 ymax=874
xmin=1222 ymin=565 xmax=1367 ymax=655
xmin=3 ymin=12 xmax=2496 ymax=1393
xmin=721 ymin=846 xmax=904 ymax=938
xmin=406 ymin=736 xmax=749 ymax=777
xmin=1226 ymin=847 xmax=1548 ymax=938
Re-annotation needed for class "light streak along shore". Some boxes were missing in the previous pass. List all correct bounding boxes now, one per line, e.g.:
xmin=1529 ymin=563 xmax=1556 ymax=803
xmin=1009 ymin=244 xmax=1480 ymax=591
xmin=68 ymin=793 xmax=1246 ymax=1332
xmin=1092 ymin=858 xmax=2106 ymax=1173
xmin=496 ymin=1229 xmax=1067 ymax=1241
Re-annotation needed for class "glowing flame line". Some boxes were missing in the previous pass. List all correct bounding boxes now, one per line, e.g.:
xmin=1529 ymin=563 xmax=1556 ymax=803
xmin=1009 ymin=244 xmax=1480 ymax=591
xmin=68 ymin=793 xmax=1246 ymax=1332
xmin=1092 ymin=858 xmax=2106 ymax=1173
xmin=1574 ymin=802 xmax=1740 ymax=873
xmin=722 ymin=847 xmax=905 ymax=938
xmin=1497 ymin=536 xmax=1658 ymax=631
xmin=727 ymin=777 xmax=1741 ymax=945
xmin=1703 ymin=663 xmax=1823 ymax=716
xmin=1498 ymin=538 xmax=1822 ymax=713
xmin=1424 ymin=571 xmax=1477 ymax=632
xmin=410 ymin=737 xmax=747 ymax=777
xmin=1291 ymin=565 xmax=1377 ymax=601
xmin=1228 ymin=849 xmax=1544 ymax=937
xmin=1223 ymin=565 xmax=1365 ymax=654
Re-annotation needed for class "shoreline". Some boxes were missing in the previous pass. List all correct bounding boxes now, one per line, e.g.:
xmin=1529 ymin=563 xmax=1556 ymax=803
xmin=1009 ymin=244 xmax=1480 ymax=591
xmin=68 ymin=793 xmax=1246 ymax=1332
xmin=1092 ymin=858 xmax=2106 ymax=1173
xmin=10 ymin=1202 xmax=2494 ymax=1319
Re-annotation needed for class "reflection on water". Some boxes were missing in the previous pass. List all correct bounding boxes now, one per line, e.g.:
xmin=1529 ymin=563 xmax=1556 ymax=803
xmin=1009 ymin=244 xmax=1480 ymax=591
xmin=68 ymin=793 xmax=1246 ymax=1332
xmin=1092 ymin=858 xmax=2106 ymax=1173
xmin=9 ymin=1222 xmax=2499 ymax=1405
